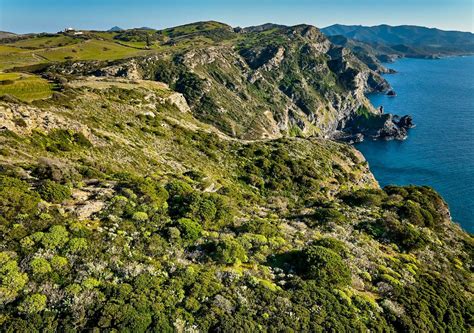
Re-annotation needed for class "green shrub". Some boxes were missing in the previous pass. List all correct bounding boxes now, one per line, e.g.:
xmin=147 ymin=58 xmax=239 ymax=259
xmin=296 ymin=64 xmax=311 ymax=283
xmin=0 ymin=176 xmax=41 ymax=221
xmin=37 ymin=180 xmax=71 ymax=203
xmin=384 ymin=185 xmax=445 ymax=228
xmin=300 ymin=245 xmax=351 ymax=286
xmin=18 ymin=294 xmax=47 ymax=314
xmin=30 ymin=257 xmax=52 ymax=276
xmin=50 ymin=255 xmax=68 ymax=271
xmin=132 ymin=211 xmax=149 ymax=222
xmin=314 ymin=238 xmax=349 ymax=257
xmin=341 ymin=189 xmax=386 ymax=207
xmin=238 ymin=218 xmax=279 ymax=237
xmin=32 ymin=129 xmax=92 ymax=152
xmin=215 ymin=239 xmax=248 ymax=264
xmin=67 ymin=238 xmax=89 ymax=254
xmin=41 ymin=225 xmax=69 ymax=249
xmin=176 ymin=218 xmax=202 ymax=242
xmin=360 ymin=216 xmax=429 ymax=251
xmin=399 ymin=200 xmax=425 ymax=226
xmin=0 ymin=252 xmax=29 ymax=305
xmin=311 ymin=207 xmax=346 ymax=225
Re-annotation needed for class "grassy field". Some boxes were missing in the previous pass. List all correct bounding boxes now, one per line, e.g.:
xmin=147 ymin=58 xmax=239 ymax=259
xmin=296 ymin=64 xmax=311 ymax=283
xmin=0 ymin=35 xmax=153 ymax=70
xmin=0 ymin=45 xmax=41 ymax=70
xmin=37 ymin=39 xmax=148 ymax=61
xmin=7 ymin=35 xmax=79 ymax=49
xmin=0 ymin=25 xmax=233 ymax=71
xmin=0 ymin=72 xmax=52 ymax=101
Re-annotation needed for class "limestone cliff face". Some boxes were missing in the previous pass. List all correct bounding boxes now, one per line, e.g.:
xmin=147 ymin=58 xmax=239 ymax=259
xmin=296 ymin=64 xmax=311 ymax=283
xmin=46 ymin=24 xmax=390 ymax=140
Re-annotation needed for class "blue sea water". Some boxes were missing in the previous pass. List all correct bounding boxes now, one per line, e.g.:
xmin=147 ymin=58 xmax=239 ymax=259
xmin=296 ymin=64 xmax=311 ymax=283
xmin=356 ymin=56 xmax=474 ymax=232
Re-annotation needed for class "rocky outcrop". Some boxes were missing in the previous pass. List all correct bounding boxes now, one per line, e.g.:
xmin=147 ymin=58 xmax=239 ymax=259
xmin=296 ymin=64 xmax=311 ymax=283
xmin=41 ymin=23 xmax=394 ymax=141
xmin=339 ymin=113 xmax=414 ymax=142
xmin=376 ymin=114 xmax=413 ymax=140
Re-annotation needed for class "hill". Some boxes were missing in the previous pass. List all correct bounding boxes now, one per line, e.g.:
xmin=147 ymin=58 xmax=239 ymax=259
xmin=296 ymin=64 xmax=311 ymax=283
xmin=0 ymin=22 xmax=405 ymax=141
xmin=322 ymin=24 xmax=474 ymax=61
xmin=0 ymin=21 xmax=472 ymax=332
xmin=0 ymin=31 xmax=17 ymax=39
xmin=108 ymin=26 xmax=124 ymax=32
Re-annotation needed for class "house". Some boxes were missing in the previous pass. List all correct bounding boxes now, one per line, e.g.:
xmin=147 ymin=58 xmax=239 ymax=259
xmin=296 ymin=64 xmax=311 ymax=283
xmin=62 ymin=28 xmax=84 ymax=36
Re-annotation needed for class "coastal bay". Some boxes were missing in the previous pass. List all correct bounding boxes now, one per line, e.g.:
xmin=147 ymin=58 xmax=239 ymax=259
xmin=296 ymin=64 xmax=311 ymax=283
xmin=357 ymin=56 xmax=474 ymax=232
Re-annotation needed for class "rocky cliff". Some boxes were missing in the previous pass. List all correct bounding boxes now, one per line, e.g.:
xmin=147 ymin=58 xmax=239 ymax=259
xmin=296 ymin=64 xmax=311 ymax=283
xmin=43 ymin=23 xmax=404 ymax=141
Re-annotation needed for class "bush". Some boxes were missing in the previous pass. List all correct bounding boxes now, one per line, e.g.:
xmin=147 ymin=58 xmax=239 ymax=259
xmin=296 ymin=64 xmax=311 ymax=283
xmin=18 ymin=294 xmax=47 ymax=314
xmin=238 ymin=218 xmax=279 ymax=237
xmin=176 ymin=218 xmax=202 ymax=242
xmin=300 ymin=245 xmax=351 ymax=286
xmin=311 ymin=207 xmax=346 ymax=225
xmin=50 ymin=255 xmax=68 ymax=271
xmin=314 ymin=238 xmax=348 ymax=257
xmin=30 ymin=258 xmax=52 ymax=276
xmin=340 ymin=189 xmax=386 ymax=207
xmin=360 ymin=216 xmax=429 ymax=251
xmin=215 ymin=239 xmax=248 ymax=264
xmin=384 ymin=185 xmax=445 ymax=228
xmin=0 ymin=252 xmax=29 ymax=305
xmin=37 ymin=180 xmax=71 ymax=203
xmin=132 ymin=211 xmax=149 ymax=222
xmin=0 ymin=176 xmax=41 ymax=221
xmin=41 ymin=225 xmax=69 ymax=249
xmin=128 ymin=177 xmax=169 ymax=208
xmin=67 ymin=238 xmax=88 ymax=254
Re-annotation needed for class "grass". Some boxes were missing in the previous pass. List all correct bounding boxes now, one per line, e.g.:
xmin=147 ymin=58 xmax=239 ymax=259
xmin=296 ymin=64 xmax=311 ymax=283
xmin=0 ymin=45 xmax=24 ymax=54
xmin=88 ymin=31 xmax=119 ymax=41
xmin=0 ymin=73 xmax=53 ymax=101
xmin=7 ymin=35 xmax=79 ymax=49
xmin=0 ymin=45 xmax=41 ymax=71
xmin=0 ymin=37 xmax=152 ymax=70
xmin=36 ymin=39 xmax=148 ymax=62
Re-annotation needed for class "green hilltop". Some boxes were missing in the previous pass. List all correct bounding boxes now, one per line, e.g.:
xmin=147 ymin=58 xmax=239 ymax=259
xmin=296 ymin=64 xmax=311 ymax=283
xmin=0 ymin=22 xmax=472 ymax=332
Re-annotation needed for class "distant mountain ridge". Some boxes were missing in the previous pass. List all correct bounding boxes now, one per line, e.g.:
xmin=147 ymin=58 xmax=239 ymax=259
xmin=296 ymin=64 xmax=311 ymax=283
xmin=321 ymin=24 xmax=474 ymax=62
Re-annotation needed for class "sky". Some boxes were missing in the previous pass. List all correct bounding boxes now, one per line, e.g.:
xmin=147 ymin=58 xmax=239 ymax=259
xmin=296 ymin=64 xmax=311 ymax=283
xmin=1 ymin=0 xmax=473 ymax=34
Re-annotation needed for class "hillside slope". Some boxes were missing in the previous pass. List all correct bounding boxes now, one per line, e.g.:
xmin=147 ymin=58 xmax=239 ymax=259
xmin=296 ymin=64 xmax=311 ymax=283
xmin=0 ymin=23 xmax=472 ymax=332
xmin=1 ymin=22 xmax=408 ymax=141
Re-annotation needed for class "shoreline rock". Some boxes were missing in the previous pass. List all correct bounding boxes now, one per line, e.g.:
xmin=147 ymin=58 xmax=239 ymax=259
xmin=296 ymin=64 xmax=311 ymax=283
xmin=336 ymin=113 xmax=414 ymax=143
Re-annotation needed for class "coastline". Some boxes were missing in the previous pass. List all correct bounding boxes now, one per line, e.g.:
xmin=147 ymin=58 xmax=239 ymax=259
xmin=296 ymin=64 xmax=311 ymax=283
xmin=356 ymin=55 xmax=474 ymax=232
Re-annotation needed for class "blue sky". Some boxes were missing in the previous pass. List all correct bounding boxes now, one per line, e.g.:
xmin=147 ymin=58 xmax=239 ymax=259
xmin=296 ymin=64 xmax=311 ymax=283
xmin=1 ymin=0 xmax=473 ymax=33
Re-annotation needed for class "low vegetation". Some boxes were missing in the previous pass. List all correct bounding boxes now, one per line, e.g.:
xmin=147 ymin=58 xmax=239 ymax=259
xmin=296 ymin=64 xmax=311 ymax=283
xmin=0 ymin=22 xmax=471 ymax=332
xmin=0 ymin=73 xmax=52 ymax=101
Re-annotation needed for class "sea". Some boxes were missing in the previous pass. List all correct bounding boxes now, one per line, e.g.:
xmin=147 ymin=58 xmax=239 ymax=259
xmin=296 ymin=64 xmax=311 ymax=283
xmin=356 ymin=56 xmax=474 ymax=232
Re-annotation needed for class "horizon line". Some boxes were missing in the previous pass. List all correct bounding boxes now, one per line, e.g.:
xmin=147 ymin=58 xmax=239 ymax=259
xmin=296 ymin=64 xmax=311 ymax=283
xmin=3 ymin=20 xmax=474 ymax=35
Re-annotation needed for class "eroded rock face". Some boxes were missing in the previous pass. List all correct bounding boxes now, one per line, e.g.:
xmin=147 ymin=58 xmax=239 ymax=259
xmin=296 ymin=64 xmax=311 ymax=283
xmin=339 ymin=113 xmax=415 ymax=142
xmin=0 ymin=103 xmax=89 ymax=136
xmin=42 ymin=24 xmax=392 ymax=141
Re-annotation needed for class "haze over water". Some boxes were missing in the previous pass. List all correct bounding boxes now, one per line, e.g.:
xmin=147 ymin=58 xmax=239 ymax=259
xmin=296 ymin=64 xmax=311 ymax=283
xmin=357 ymin=56 xmax=474 ymax=232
